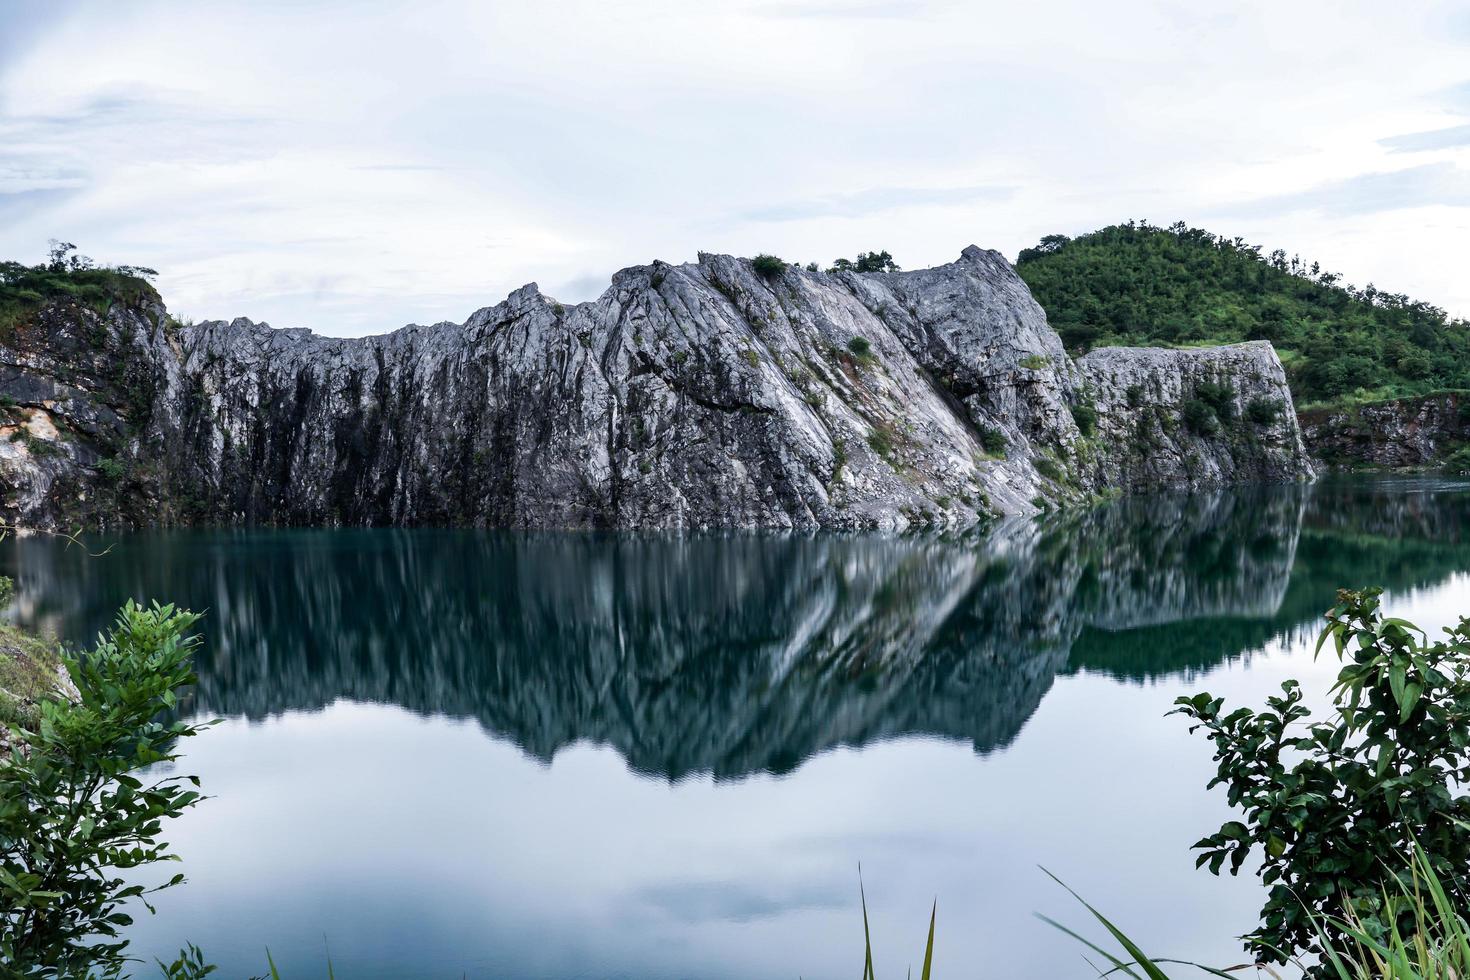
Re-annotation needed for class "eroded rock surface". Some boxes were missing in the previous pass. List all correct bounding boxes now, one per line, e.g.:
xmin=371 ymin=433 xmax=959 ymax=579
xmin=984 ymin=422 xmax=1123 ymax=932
xmin=1078 ymin=342 xmax=1314 ymax=491
xmin=0 ymin=248 xmax=1314 ymax=529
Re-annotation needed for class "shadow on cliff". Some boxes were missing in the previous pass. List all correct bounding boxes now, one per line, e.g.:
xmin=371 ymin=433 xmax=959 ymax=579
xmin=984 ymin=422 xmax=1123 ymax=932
xmin=5 ymin=477 xmax=1470 ymax=781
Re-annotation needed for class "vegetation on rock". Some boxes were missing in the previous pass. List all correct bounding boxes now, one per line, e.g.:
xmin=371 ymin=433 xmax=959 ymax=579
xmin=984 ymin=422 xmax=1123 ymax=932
xmin=750 ymin=253 xmax=786 ymax=279
xmin=0 ymin=242 xmax=158 ymax=338
xmin=829 ymin=250 xmax=901 ymax=274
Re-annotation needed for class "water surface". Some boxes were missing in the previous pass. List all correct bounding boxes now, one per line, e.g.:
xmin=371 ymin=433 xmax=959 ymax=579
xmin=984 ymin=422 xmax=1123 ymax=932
xmin=7 ymin=476 xmax=1470 ymax=979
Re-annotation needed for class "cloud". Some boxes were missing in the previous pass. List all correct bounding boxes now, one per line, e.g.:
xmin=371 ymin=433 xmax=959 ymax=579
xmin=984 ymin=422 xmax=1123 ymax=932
xmin=0 ymin=165 xmax=86 ymax=195
xmin=737 ymin=184 xmax=1013 ymax=223
xmin=0 ymin=187 xmax=81 ymax=225
xmin=1379 ymin=123 xmax=1470 ymax=153
xmin=1222 ymin=163 xmax=1470 ymax=218
xmin=550 ymin=272 xmax=612 ymax=303
xmin=3 ymin=1 xmax=1470 ymax=329
xmin=756 ymin=0 xmax=936 ymax=18
xmin=633 ymin=878 xmax=848 ymax=923
xmin=349 ymin=164 xmax=455 ymax=173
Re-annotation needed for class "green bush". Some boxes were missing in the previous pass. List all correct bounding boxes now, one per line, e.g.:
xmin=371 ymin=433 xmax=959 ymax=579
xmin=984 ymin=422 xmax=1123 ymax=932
xmin=1034 ymin=457 xmax=1063 ymax=482
xmin=96 ymin=457 xmax=127 ymax=482
xmin=1173 ymin=588 xmax=1470 ymax=971
xmin=1069 ymin=402 xmax=1097 ymax=438
xmin=1 ymin=601 xmax=211 ymax=976
xmin=1246 ymin=396 xmax=1283 ymax=426
xmin=1181 ymin=398 xmax=1218 ymax=436
xmin=847 ymin=337 xmax=873 ymax=361
xmin=1442 ymin=443 xmax=1470 ymax=472
xmin=978 ymin=425 xmax=1006 ymax=456
xmin=1046 ymin=844 xmax=1470 ymax=980
xmin=828 ymin=250 xmax=900 ymax=274
xmin=751 ymin=254 xmax=786 ymax=279
xmin=867 ymin=428 xmax=894 ymax=459
xmin=1194 ymin=379 xmax=1237 ymax=421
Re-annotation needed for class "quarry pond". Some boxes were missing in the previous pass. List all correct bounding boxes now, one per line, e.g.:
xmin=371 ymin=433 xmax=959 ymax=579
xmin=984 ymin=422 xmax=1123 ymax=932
xmin=5 ymin=474 xmax=1469 ymax=979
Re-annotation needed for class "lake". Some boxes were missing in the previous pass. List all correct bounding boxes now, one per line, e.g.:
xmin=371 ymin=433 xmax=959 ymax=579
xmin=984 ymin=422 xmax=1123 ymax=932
xmin=6 ymin=475 xmax=1470 ymax=979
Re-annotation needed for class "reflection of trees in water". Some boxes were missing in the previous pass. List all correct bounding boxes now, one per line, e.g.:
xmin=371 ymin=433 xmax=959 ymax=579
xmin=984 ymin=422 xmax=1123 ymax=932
xmin=4 ymin=479 xmax=1467 ymax=780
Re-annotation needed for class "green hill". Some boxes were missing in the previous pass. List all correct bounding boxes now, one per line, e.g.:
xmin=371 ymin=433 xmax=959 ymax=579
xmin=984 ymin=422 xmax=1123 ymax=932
xmin=1014 ymin=221 xmax=1470 ymax=408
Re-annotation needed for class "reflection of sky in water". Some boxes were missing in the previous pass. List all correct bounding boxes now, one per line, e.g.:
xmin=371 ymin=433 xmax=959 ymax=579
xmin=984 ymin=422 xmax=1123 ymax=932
xmin=6 ymin=477 xmax=1470 ymax=979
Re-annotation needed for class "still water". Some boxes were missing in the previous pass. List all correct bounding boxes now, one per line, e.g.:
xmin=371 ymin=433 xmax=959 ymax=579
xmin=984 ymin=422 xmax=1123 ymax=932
xmin=6 ymin=476 xmax=1470 ymax=979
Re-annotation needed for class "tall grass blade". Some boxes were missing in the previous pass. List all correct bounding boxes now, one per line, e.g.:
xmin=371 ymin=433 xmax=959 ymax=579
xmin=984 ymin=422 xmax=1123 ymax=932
xmin=1036 ymin=913 xmax=1149 ymax=980
xmin=860 ymin=867 xmax=875 ymax=980
xmin=919 ymin=900 xmax=935 ymax=980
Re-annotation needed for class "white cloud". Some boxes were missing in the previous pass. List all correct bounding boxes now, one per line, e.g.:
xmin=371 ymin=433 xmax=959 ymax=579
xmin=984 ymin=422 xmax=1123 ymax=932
xmin=1 ymin=0 xmax=1468 ymax=334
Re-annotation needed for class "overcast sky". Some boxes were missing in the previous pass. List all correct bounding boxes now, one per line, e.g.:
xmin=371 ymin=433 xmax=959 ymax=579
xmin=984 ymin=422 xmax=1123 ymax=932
xmin=2 ymin=1 xmax=1468 ymax=337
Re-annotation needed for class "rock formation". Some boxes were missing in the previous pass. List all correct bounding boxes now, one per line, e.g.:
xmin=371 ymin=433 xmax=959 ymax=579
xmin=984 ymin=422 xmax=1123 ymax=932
xmin=1299 ymin=392 xmax=1470 ymax=469
xmin=0 ymin=246 xmax=1314 ymax=529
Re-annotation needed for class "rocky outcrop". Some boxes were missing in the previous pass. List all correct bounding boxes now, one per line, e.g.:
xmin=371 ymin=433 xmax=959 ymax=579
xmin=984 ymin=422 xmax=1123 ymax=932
xmin=1299 ymin=392 xmax=1470 ymax=469
xmin=1078 ymin=342 xmax=1314 ymax=491
xmin=0 ymin=247 xmax=1315 ymax=530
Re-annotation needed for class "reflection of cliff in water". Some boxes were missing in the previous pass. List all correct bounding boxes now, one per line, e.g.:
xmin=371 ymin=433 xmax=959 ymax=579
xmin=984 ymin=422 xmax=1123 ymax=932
xmin=1067 ymin=477 xmax=1470 ymax=681
xmin=5 ymin=478 xmax=1468 ymax=780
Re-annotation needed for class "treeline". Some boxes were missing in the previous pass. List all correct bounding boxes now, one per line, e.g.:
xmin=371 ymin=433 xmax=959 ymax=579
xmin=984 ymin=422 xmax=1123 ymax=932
xmin=1015 ymin=220 xmax=1470 ymax=406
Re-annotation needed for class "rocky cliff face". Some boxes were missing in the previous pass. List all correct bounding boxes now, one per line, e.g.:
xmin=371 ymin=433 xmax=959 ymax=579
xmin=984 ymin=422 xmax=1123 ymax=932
xmin=1077 ymin=342 xmax=1314 ymax=491
xmin=1299 ymin=393 xmax=1470 ymax=469
xmin=0 ymin=247 xmax=1314 ymax=529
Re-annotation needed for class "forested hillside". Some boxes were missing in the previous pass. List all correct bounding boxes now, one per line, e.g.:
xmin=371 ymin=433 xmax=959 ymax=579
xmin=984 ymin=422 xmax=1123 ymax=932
xmin=1015 ymin=221 xmax=1470 ymax=407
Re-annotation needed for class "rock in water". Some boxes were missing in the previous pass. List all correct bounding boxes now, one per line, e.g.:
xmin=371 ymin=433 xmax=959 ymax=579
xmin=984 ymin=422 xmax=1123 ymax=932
xmin=0 ymin=246 xmax=1314 ymax=529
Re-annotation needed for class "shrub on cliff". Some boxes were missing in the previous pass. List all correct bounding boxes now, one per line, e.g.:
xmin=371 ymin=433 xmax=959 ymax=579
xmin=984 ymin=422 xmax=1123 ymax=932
xmin=1069 ymin=401 xmax=1097 ymax=438
xmin=1194 ymin=379 xmax=1237 ymax=422
xmin=1 ymin=601 xmax=212 ymax=976
xmin=828 ymin=250 xmax=901 ymax=274
xmin=1174 ymin=588 xmax=1470 ymax=972
xmin=0 ymin=242 xmax=159 ymax=336
xmin=751 ymin=254 xmax=786 ymax=279
xmin=1247 ymin=396 xmax=1284 ymax=426
xmin=1181 ymin=397 xmax=1218 ymax=436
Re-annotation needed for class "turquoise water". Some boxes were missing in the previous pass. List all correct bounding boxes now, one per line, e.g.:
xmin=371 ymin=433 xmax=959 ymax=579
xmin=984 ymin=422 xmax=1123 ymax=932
xmin=7 ymin=476 xmax=1470 ymax=978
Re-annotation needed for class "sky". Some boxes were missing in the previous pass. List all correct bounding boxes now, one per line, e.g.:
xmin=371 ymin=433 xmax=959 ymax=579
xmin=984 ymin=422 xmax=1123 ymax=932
xmin=1 ymin=1 xmax=1468 ymax=337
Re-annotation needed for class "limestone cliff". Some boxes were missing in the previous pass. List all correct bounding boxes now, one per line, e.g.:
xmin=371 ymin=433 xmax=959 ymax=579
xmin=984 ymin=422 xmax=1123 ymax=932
xmin=0 ymin=247 xmax=1314 ymax=529
xmin=1078 ymin=342 xmax=1314 ymax=491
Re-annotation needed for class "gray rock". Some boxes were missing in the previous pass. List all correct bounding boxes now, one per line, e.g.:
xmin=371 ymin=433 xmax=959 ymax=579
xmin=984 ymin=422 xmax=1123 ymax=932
xmin=1299 ymin=393 xmax=1470 ymax=469
xmin=0 ymin=248 xmax=1314 ymax=529
xmin=1077 ymin=342 xmax=1315 ymax=491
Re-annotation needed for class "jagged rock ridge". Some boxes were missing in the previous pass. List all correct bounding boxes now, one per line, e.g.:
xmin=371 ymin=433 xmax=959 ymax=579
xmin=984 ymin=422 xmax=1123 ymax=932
xmin=0 ymin=246 xmax=1314 ymax=529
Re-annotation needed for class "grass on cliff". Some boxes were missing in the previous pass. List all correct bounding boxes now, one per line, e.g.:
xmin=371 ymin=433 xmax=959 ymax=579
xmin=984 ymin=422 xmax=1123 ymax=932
xmin=1015 ymin=220 xmax=1470 ymax=407
xmin=0 ymin=243 xmax=159 ymax=337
